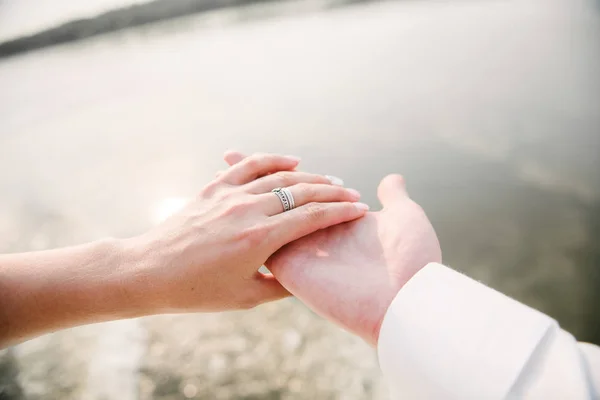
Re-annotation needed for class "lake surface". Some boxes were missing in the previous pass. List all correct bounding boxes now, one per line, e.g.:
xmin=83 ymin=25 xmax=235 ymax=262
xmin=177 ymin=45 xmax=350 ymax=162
xmin=1 ymin=0 xmax=599 ymax=398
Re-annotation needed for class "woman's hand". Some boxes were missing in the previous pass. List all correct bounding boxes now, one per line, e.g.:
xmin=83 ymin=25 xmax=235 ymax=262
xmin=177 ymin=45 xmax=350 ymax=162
xmin=0 ymin=152 xmax=367 ymax=348
xmin=127 ymin=153 xmax=369 ymax=313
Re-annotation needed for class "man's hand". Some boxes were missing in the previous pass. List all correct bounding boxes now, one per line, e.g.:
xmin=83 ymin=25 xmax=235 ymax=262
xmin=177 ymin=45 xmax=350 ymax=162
xmin=225 ymin=151 xmax=442 ymax=345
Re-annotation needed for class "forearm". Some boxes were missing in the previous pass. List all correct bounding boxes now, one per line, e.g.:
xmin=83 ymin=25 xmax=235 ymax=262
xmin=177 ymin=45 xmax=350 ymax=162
xmin=0 ymin=238 xmax=152 ymax=348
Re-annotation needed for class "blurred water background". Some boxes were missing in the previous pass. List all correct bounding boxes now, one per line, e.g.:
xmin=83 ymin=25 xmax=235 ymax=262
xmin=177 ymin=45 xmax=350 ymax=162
xmin=0 ymin=0 xmax=599 ymax=398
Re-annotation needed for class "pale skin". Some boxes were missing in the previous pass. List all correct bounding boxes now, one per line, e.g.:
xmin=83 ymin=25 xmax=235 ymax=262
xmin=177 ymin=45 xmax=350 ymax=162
xmin=0 ymin=153 xmax=369 ymax=348
xmin=1 ymin=150 xmax=442 ymax=349
xmin=224 ymin=151 xmax=442 ymax=345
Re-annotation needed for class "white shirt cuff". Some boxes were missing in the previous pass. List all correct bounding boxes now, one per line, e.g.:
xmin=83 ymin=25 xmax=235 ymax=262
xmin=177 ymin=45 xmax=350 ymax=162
xmin=377 ymin=262 xmax=556 ymax=399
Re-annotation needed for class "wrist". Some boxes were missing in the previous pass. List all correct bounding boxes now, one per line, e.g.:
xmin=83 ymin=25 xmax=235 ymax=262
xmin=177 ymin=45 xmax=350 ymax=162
xmin=369 ymin=289 xmax=401 ymax=347
xmin=0 ymin=238 xmax=153 ymax=346
xmin=371 ymin=269 xmax=418 ymax=346
xmin=71 ymin=237 xmax=156 ymax=321
xmin=117 ymin=235 xmax=168 ymax=316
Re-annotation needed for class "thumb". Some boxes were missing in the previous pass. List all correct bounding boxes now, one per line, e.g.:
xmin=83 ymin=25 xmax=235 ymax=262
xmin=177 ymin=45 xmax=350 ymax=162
xmin=377 ymin=174 xmax=409 ymax=209
xmin=244 ymin=272 xmax=292 ymax=308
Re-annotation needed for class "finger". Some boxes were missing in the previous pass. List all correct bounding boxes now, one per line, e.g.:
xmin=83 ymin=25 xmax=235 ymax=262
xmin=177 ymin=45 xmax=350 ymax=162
xmin=268 ymin=201 xmax=369 ymax=247
xmin=220 ymin=153 xmax=301 ymax=185
xmin=242 ymin=272 xmax=292 ymax=308
xmin=377 ymin=174 xmax=409 ymax=209
xmin=260 ymin=184 xmax=361 ymax=216
xmin=223 ymin=150 xmax=246 ymax=166
xmin=245 ymin=171 xmax=344 ymax=194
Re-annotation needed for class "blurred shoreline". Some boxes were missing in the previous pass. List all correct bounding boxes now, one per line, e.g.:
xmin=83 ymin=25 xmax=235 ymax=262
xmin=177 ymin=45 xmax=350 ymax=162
xmin=0 ymin=0 xmax=377 ymax=58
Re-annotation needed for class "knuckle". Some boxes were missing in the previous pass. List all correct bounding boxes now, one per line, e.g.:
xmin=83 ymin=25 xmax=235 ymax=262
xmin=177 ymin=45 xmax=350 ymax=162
xmin=274 ymin=171 xmax=295 ymax=187
xmin=297 ymin=183 xmax=316 ymax=199
xmin=237 ymin=224 xmax=270 ymax=248
xmin=333 ymin=202 xmax=353 ymax=218
xmin=223 ymin=197 xmax=252 ymax=216
xmin=304 ymin=203 xmax=326 ymax=222
xmin=200 ymin=181 xmax=221 ymax=197
xmin=340 ymin=202 xmax=356 ymax=214
xmin=331 ymin=186 xmax=347 ymax=198
xmin=315 ymin=175 xmax=330 ymax=184
xmin=244 ymin=157 xmax=260 ymax=170
xmin=217 ymin=186 xmax=237 ymax=199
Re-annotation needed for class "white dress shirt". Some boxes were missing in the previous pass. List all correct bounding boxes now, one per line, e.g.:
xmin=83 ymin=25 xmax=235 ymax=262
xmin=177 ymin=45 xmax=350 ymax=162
xmin=377 ymin=263 xmax=600 ymax=399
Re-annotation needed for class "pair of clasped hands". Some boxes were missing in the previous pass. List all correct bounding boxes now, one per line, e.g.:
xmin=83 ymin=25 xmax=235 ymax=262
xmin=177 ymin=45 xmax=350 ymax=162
xmin=135 ymin=151 xmax=441 ymax=345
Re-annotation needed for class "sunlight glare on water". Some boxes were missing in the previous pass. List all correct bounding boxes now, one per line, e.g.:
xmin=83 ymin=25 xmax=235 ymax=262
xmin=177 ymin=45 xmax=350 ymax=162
xmin=151 ymin=197 xmax=189 ymax=224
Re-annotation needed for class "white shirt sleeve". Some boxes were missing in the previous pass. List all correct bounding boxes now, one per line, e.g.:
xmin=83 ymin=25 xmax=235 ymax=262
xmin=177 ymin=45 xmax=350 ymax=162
xmin=377 ymin=263 xmax=600 ymax=399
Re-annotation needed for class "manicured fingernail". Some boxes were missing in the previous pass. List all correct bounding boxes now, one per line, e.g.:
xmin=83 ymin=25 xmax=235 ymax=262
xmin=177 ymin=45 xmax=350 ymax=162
xmin=325 ymin=175 xmax=344 ymax=186
xmin=354 ymin=202 xmax=370 ymax=211
xmin=285 ymin=155 xmax=301 ymax=162
xmin=347 ymin=188 xmax=361 ymax=199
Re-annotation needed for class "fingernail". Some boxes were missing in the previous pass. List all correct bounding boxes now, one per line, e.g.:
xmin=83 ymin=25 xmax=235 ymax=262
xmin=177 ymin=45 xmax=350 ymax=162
xmin=346 ymin=188 xmax=361 ymax=199
xmin=354 ymin=202 xmax=370 ymax=211
xmin=325 ymin=175 xmax=344 ymax=186
xmin=285 ymin=155 xmax=301 ymax=162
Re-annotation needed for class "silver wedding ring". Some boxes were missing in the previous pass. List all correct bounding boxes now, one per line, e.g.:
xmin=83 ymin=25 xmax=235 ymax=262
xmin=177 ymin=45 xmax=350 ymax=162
xmin=272 ymin=187 xmax=295 ymax=212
